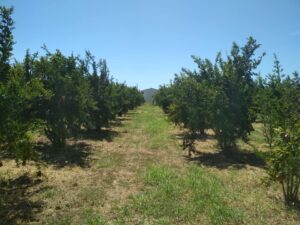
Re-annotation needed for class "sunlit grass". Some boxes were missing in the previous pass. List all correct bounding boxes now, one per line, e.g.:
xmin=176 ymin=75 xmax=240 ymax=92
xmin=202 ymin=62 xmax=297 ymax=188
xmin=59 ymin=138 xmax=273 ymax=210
xmin=116 ymin=165 xmax=243 ymax=225
xmin=96 ymin=152 xmax=124 ymax=169
xmin=124 ymin=104 xmax=174 ymax=150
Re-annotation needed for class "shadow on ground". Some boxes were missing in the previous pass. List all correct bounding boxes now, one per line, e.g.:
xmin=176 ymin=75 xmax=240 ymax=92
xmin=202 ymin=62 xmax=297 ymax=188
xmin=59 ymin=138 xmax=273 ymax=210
xmin=173 ymin=131 xmax=216 ymax=142
xmin=36 ymin=120 xmax=126 ymax=168
xmin=175 ymin=130 xmax=267 ymax=169
xmin=111 ymin=117 xmax=129 ymax=127
xmin=77 ymin=116 xmax=130 ymax=141
xmin=186 ymin=148 xmax=266 ymax=169
xmin=0 ymin=174 xmax=45 ymax=225
xmin=77 ymin=129 xmax=119 ymax=142
xmin=36 ymin=141 xmax=91 ymax=168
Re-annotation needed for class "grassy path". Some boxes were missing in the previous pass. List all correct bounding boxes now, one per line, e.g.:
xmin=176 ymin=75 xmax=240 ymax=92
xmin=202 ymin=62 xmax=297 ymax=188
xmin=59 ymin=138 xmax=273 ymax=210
xmin=0 ymin=104 xmax=299 ymax=225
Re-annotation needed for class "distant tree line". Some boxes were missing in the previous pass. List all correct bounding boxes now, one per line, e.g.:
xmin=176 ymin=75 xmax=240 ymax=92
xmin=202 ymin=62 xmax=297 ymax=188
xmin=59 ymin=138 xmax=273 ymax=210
xmin=154 ymin=37 xmax=300 ymax=205
xmin=0 ymin=7 xmax=144 ymax=164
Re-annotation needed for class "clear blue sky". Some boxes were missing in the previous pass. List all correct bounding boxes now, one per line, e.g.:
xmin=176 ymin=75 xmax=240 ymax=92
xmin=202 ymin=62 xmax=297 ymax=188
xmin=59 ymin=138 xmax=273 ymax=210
xmin=2 ymin=0 xmax=300 ymax=89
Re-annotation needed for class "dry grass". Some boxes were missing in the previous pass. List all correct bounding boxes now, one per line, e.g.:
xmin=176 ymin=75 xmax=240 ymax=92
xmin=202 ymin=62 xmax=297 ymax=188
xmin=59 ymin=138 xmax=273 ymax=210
xmin=0 ymin=104 xmax=299 ymax=225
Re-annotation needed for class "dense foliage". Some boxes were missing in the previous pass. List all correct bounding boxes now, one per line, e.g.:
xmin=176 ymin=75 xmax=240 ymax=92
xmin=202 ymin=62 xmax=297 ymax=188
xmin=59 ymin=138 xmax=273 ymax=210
xmin=0 ymin=7 xmax=144 ymax=163
xmin=155 ymin=37 xmax=264 ymax=152
xmin=256 ymin=57 xmax=300 ymax=205
xmin=155 ymin=38 xmax=300 ymax=204
xmin=0 ymin=6 xmax=48 ymax=164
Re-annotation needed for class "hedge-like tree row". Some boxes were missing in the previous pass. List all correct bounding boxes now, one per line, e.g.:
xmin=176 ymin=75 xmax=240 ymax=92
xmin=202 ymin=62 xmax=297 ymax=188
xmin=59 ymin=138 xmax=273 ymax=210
xmin=0 ymin=7 xmax=144 ymax=164
xmin=154 ymin=38 xmax=300 ymax=205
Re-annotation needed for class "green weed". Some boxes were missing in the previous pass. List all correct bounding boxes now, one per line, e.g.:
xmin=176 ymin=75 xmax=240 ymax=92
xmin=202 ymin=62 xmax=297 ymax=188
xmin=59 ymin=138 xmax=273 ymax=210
xmin=118 ymin=165 xmax=243 ymax=225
